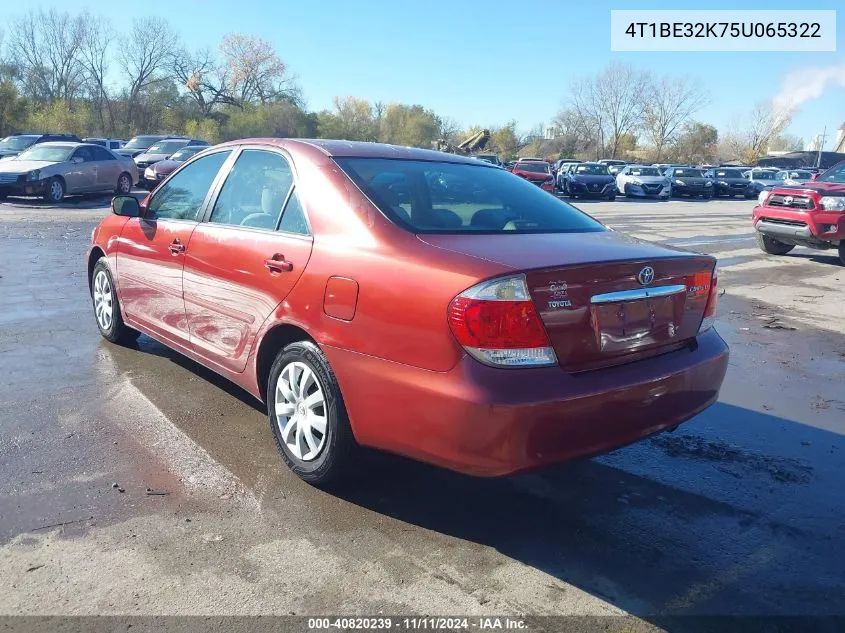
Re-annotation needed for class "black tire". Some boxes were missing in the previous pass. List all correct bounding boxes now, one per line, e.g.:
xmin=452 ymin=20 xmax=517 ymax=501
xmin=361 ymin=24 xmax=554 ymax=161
xmin=91 ymin=258 xmax=140 ymax=344
xmin=43 ymin=176 xmax=65 ymax=203
xmin=116 ymin=172 xmax=133 ymax=195
xmin=0 ymin=192 xmax=7 ymax=201
xmin=267 ymin=340 xmax=355 ymax=487
xmin=756 ymin=232 xmax=795 ymax=256
xmin=838 ymin=242 xmax=845 ymax=266
xmin=607 ymin=194 xmax=616 ymax=201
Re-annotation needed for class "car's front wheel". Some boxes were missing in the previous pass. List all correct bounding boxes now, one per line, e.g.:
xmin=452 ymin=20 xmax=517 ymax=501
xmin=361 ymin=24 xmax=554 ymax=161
xmin=838 ymin=242 xmax=845 ymax=266
xmin=267 ymin=340 xmax=355 ymax=486
xmin=44 ymin=177 xmax=65 ymax=203
xmin=756 ymin=232 xmax=795 ymax=256
xmin=91 ymin=258 xmax=140 ymax=344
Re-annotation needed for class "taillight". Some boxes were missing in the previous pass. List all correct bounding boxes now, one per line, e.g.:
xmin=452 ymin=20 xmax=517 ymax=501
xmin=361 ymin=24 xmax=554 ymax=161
xmin=448 ymin=274 xmax=557 ymax=368
xmin=698 ymin=269 xmax=719 ymax=333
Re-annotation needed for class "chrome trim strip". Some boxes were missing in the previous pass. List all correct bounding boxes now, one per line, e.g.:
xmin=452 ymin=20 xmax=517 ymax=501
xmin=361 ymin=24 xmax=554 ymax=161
xmin=590 ymin=284 xmax=686 ymax=305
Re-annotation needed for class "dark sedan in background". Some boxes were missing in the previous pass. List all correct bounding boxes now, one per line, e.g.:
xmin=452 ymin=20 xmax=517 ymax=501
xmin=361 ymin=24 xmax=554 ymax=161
xmin=664 ymin=167 xmax=713 ymax=199
xmin=0 ymin=133 xmax=82 ymax=159
xmin=139 ymin=145 xmax=206 ymax=189
xmin=114 ymin=135 xmax=170 ymax=159
xmin=562 ymin=162 xmax=616 ymax=200
xmin=704 ymin=168 xmax=754 ymax=199
xmin=133 ymin=138 xmax=209 ymax=179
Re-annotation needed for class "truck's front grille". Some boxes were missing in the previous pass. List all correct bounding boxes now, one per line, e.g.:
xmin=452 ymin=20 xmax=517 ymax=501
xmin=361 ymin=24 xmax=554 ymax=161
xmin=767 ymin=194 xmax=814 ymax=210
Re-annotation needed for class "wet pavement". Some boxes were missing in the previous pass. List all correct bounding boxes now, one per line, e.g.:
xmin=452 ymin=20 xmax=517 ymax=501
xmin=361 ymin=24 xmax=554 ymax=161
xmin=1 ymin=196 xmax=844 ymax=625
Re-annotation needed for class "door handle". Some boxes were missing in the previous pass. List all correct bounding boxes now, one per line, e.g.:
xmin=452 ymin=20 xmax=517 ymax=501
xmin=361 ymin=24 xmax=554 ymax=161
xmin=168 ymin=239 xmax=186 ymax=255
xmin=264 ymin=255 xmax=293 ymax=273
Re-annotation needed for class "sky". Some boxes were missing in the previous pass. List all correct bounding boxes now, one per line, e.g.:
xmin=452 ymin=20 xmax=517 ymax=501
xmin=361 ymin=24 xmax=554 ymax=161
xmin=8 ymin=0 xmax=845 ymax=148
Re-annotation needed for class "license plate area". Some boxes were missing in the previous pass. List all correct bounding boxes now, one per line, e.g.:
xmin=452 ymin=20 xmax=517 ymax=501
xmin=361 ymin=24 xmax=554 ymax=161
xmin=590 ymin=294 xmax=684 ymax=353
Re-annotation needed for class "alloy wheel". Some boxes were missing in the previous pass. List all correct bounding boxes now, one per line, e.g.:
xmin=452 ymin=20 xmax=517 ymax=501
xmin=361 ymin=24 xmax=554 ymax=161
xmin=118 ymin=174 xmax=132 ymax=194
xmin=93 ymin=270 xmax=113 ymax=331
xmin=274 ymin=361 xmax=328 ymax=461
xmin=49 ymin=180 xmax=63 ymax=201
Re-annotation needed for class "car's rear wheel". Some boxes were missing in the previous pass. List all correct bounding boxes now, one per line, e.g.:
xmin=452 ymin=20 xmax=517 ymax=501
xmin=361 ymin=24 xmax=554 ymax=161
xmin=91 ymin=258 xmax=140 ymax=344
xmin=116 ymin=172 xmax=133 ymax=195
xmin=267 ymin=340 xmax=355 ymax=487
xmin=756 ymin=232 xmax=795 ymax=256
xmin=44 ymin=177 xmax=64 ymax=203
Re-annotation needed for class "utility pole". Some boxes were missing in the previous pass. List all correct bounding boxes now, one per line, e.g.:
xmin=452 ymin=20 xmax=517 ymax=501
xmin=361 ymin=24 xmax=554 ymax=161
xmin=816 ymin=126 xmax=827 ymax=168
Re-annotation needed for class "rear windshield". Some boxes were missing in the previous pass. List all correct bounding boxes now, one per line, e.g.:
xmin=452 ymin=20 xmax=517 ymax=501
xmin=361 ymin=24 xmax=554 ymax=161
xmin=672 ymin=168 xmax=703 ymax=177
xmin=123 ymin=136 xmax=162 ymax=150
xmin=146 ymin=140 xmax=188 ymax=154
xmin=750 ymin=170 xmax=777 ymax=180
xmin=627 ymin=167 xmax=660 ymax=176
xmin=574 ymin=164 xmax=609 ymax=175
xmin=0 ymin=135 xmax=39 ymax=151
xmin=514 ymin=162 xmax=550 ymax=174
xmin=336 ymin=158 xmax=606 ymax=234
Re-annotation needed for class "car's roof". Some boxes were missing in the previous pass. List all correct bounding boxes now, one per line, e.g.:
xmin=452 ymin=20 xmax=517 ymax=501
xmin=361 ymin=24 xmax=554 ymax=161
xmin=215 ymin=138 xmax=498 ymax=166
xmin=34 ymin=142 xmax=102 ymax=149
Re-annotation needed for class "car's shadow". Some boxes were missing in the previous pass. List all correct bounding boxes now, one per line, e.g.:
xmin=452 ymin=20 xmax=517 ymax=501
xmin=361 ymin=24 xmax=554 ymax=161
xmin=0 ymin=189 xmax=146 ymax=210
xmin=326 ymin=403 xmax=844 ymax=626
xmin=108 ymin=336 xmax=845 ymax=627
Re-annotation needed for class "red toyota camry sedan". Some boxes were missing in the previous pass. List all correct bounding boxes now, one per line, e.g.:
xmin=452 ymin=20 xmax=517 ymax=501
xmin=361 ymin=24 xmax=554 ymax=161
xmin=87 ymin=139 xmax=728 ymax=486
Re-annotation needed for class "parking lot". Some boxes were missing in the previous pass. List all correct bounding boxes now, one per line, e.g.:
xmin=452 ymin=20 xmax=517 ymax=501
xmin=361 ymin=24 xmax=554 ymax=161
xmin=1 ymin=194 xmax=844 ymax=624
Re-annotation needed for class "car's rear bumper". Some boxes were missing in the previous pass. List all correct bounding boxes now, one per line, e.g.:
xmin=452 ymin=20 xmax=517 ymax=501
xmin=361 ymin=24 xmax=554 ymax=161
xmin=325 ymin=328 xmax=729 ymax=476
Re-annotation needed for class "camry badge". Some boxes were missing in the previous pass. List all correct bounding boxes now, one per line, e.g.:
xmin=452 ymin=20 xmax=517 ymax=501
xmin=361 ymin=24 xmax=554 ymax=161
xmin=638 ymin=266 xmax=655 ymax=286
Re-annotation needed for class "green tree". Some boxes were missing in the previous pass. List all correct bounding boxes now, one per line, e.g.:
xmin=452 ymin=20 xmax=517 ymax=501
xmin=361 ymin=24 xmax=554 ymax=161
xmin=0 ymin=81 xmax=28 ymax=136
xmin=671 ymin=122 xmax=718 ymax=164
xmin=378 ymin=104 xmax=440 ymax=147
xmin=317 ymin=96 xmax=376 ymax=141
xmin=489 ymin=121 xmax=520 ymax=159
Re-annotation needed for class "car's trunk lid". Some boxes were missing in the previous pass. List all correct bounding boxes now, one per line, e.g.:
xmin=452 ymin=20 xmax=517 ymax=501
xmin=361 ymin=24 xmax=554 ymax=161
xmin=420 ymin=231 xmax=715 ymax=371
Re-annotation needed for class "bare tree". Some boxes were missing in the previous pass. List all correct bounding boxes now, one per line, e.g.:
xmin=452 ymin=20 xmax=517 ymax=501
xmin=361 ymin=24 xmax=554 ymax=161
xmin=79 ymin=15 xmax=114 ymax=133
xmin=643 ymin=76 xmax=709 ymax=161
xmin=172 ymin=46 xmax=225 ymax=117
xmin=9 ymin=9 xmax=87 ymax=102
xmin=723 ymin=102 xmax=792 ymax=163
xmin=120 ymin=17 xmax=177 ymax=125
xmin=218 ymin=33 xmax=297 ymax=106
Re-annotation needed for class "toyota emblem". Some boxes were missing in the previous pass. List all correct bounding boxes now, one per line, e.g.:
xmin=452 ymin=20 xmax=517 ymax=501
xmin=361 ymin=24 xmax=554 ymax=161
xmin=638 ymin=266 xmax=655 ymax=286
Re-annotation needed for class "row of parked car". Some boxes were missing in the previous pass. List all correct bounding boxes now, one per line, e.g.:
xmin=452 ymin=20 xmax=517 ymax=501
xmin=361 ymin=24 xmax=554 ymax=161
xmin=490 ymin=155 xmax=821 ymax=202
xmin=0 ymin=132 xmax=209 ymax=202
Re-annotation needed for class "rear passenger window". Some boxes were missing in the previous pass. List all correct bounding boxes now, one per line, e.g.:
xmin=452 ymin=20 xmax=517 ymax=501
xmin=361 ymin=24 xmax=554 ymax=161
xmin=91 ymin=146 xmax=115 ymax=161
xmin=278 ymin=190 xmax=310 ymax=235
xmin=209 ymin=150 xmax=294 ymax=230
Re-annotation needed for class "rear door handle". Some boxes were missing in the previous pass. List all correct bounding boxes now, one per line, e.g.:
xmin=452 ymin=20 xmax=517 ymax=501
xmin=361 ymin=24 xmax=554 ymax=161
xmin=168 ymin=239 xmax=186 ymax=255
xmin=264 ymin=255 xmax=293 ymax=273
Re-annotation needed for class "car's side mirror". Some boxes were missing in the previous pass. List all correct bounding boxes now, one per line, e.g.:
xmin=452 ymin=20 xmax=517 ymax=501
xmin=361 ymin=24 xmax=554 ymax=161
xmin=71 ymin=156 xmax=83 ymax=164
xmin=112 ymin=195 xmax=141 ymax=218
